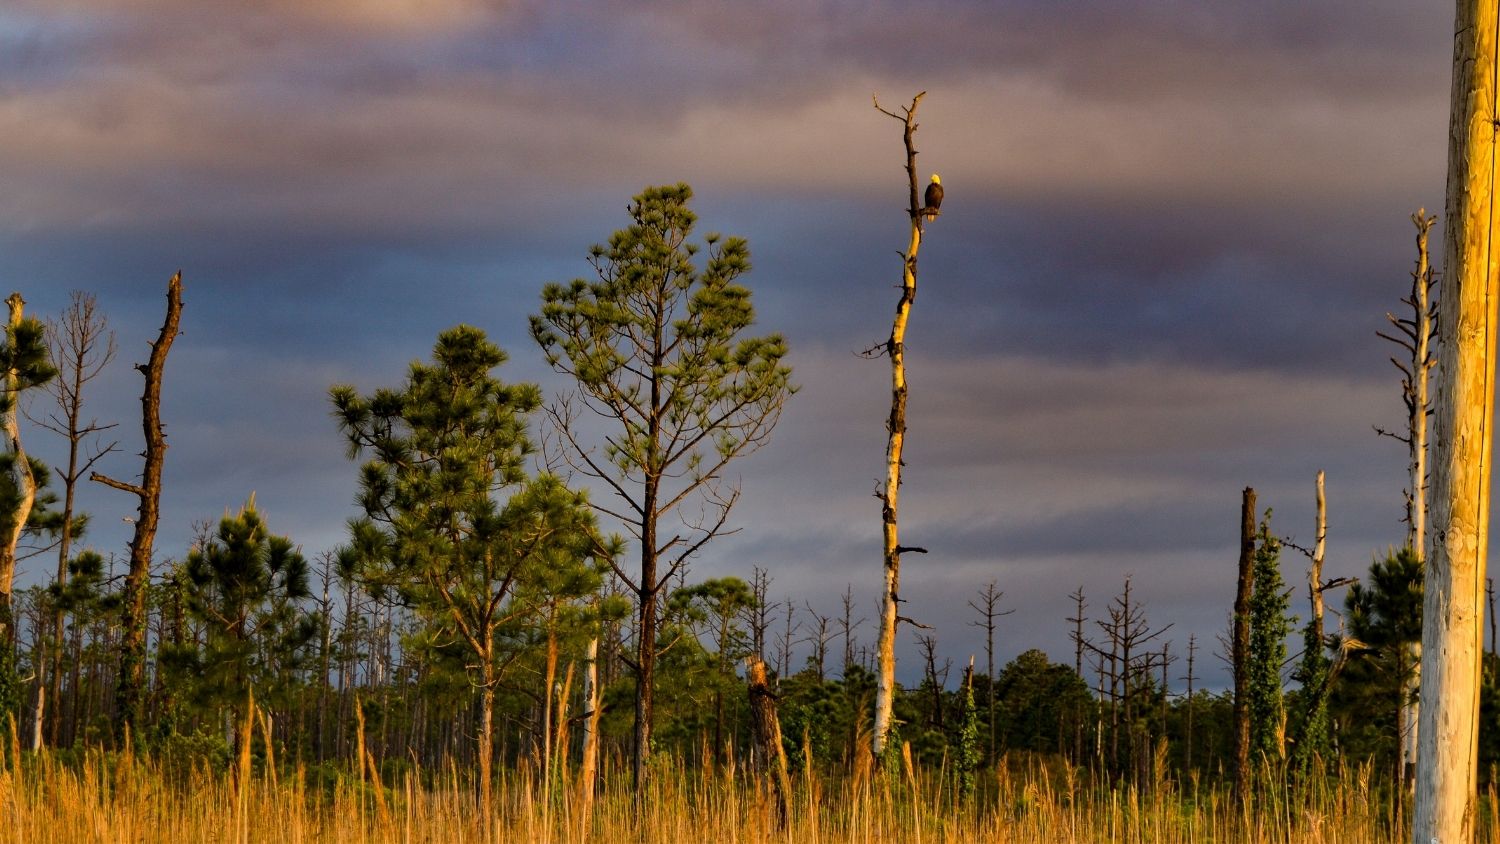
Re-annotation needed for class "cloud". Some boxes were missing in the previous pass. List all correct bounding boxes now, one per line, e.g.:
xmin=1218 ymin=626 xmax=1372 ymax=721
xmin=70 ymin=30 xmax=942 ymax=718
xmin=3 ymin=0 xmax=1462 ymax=691
xmin=0 ymin=0 xmax=1448 ymax=233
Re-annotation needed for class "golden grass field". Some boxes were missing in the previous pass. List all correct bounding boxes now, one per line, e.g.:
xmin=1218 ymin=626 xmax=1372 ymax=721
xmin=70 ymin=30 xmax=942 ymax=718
xmin=5 ymin=737 xmax=1493 ymax=844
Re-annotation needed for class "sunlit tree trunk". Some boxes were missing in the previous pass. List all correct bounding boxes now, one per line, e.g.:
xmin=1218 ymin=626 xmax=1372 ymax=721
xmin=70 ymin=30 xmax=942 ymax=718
xmin=1413 ymin=3 xmax=1497 ymax=840
xmin=90 ymin=273 xmax=182 ymax=738
xmin=871 ymin=90 xmax=932 ymax=761
xmin=578 ymin=636 xmax=600 ymax=813
xmin=1382 ymin=210 xmax=1440 ymax=788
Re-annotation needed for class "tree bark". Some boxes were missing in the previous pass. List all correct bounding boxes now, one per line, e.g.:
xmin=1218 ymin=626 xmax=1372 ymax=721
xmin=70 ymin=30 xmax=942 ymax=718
xmin=1232 ymin=487 xmax=1256 ymax=802
xmin=1414 ymin=3 xmax=1498 ymax=840
xmin=634 ymin=503 xmax=657 ymax=790
xmin=746 ymin=655 xmax=790 ymax=829
xmin=479 ymin=681 xmax=494 ymax=822
xmin=578 ymin=635 xmax=600 ymax=812
xmin=90 ymin=272 xmax=182 ymax=738
xmin=872 ymin=90 xmax=928 ymax=762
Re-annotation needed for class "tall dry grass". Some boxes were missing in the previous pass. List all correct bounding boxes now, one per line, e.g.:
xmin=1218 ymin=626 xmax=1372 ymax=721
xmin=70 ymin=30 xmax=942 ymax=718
xmin=3 ymin=738 xmax=1497 ymax=843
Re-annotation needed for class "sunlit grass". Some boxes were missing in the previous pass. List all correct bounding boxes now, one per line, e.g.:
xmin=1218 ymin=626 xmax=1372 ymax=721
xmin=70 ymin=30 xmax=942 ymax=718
xmin=3 ymin=740 xmax=1496 ymax=843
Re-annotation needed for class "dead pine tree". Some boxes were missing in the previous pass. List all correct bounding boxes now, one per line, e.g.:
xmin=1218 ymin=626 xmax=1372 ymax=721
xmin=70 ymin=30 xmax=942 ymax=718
xmin=1414 ymin=2 xmax=1497 ymax=838
xmin=1376 ymin=210 xmax=1439 ymax=791
xmin=868 ymin=90 xmax=940 ymax=762
xmin=90 ymin=272 xmax=183 ymax=738
xmin=838 ymin=584 xmax=865 ymax=676
xmin=1377 ymin=210 xmax=1440 ymax=553
xmin=968 ymin=581 xmax=1012 ymax=759
xmin=1082 ymin=577 xmax=1171 ymax=781
xmin=1182 ymin=634 xmax=1197 ymax=772
xmin=1281 ymin=471 xmax=1355 ymax=775
xmin=748 ymin=566 xmax=775 ymax=664
xmin=30 ymin=291 xmax=117 ymax=748
xmin=1066 ymin=586 xmax=1088 ymax=763
xmin=803 ymin=604 xmax=835 ymax=683
xmin=915 ymin=632 xmax=948 ymax=729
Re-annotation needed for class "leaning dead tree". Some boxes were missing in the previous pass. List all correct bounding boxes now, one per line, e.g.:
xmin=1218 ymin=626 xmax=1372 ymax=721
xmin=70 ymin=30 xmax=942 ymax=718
xmin=90 ymin=273 xmax=182 ymax=737
xmin=868 ymin=90 xmax=938 ymax=761
xmin=1413 ymin=3 xmax=1496 ymax=841
xmin=1377 ymin=210 xmax=1438 ymax=789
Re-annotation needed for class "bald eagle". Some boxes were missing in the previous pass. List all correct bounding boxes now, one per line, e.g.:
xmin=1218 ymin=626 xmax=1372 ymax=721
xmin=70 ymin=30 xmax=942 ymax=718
xmin=923 ymin=174 xmax=943 ymax=221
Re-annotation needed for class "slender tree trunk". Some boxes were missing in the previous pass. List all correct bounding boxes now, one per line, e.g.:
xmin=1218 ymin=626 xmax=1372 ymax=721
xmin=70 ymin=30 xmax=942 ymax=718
xmin=91 ymin=273 xmax=182 ymax=738
xmin=1410 ymin=210 xmax=1438 ymax=557
xmin=1185 ymin=635 xmax=1197 ymax=772
xmin=1414 ymin=4 xmax=1497 ymax=840
xmin=873 ymin=91 xmax=929 ymax=762
xmin=579 ymin=636 xmax=600 ymax=811
xmin=1310 ymin=472 xmax=1327 ymax=657
xmin=1292 ymin=471 xmax=1335 ymax=775
xmin=1403 ymin=212 xmax=1438 ymax=790
xmin=542 ymin=624 xmax=558 ymax=781
xmin=1232 ymin=487 xmax=1256 ymax=801
xmin=634 ymin=494 xmax=658 ymax=789
xmin=44 ymin=415 xmax=75 ymax=748
xmin=479 ymin=681 xmax=494 ymax=823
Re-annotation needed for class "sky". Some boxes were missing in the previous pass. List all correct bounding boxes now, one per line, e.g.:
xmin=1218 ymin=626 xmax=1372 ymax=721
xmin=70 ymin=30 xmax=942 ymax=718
xmin=1 ymin=0 xmax=1463 ymax=691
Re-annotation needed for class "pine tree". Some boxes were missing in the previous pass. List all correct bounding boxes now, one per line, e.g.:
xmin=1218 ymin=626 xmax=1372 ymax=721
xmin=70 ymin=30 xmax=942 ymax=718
xmin=531 ymin=183 xmax=794 ymax=786
xmin=176 ymin=497 xmax=319 ymax=755
xmin=0 ymin=293 xmax=57 ymax=725
xmin=1334 ymin=547 xmax=1423 ymax=779
xmin=333 ymin=325 xmax=609 ymax=813
xmin=1247 ymin=513 xmax=1293 ymax=764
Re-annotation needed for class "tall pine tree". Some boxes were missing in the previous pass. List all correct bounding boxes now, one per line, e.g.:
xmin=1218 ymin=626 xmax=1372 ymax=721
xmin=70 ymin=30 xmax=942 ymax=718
xmin=531 ymin=183 xmax=794 ymax=786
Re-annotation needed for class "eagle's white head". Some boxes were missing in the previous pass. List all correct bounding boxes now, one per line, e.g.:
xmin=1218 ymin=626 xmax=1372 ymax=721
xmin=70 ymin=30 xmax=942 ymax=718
xmin=930 ymin=174 xmax=941 ymax=185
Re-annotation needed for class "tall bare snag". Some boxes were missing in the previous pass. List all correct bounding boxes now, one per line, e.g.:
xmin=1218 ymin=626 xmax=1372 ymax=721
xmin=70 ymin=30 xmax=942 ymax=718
xmin=90 ymin=272 xmax=182 ymax=737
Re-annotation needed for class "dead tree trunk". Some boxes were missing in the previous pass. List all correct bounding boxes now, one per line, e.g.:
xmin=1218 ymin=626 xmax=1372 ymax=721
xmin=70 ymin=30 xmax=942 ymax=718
xmin=33 ymin=291 xmax=117 ymax=748
xmin=1380 ymin=210 xmax=1439 ymax=789
xmin=1413 ymin=4 xmax=1497 ymax=840
xmin=1232 ymin=487 xmax=1256 ymax=802
xmin=1309 ymin=471 xmax=1327 ymax=661
xmin=90 ymin=272 xmax=182 ymax=738
xmin=1184 ymin=634 xmax=1197 ymax=772
xmin=871 ymin=90 xmax=934 ymax=761
xmin=968 ymin=582 xmax=1011 ymax=761
xmin=746 ymin=655 xmax=791 ymax=829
